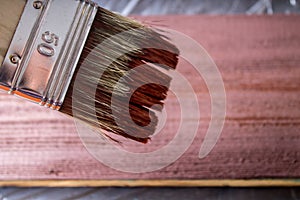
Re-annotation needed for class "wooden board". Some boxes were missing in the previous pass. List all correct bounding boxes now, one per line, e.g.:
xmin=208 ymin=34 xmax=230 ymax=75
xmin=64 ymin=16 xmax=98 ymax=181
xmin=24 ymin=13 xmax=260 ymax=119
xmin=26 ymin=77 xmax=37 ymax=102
xmin=0 ymin=15 xmax=299 ymax=186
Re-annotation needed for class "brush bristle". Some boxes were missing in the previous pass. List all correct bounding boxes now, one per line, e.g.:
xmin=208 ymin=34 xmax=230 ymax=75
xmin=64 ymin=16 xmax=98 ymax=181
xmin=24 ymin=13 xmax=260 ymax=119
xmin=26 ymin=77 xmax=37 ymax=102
xmin=60 ymin=7 xmax=179 ymax=143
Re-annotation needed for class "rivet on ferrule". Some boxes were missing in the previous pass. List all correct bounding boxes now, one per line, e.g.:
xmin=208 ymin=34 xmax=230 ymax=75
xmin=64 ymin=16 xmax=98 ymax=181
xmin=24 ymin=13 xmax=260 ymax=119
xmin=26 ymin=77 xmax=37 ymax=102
xmin=9 ymin=54 xmax=21 ymax=64
xmin=33 ymin=0 xmax=43 ymax=9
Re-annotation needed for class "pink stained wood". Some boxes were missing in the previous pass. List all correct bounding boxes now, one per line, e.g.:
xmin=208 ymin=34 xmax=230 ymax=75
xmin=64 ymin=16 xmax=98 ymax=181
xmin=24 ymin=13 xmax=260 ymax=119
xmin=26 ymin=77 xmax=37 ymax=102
xmin=0 ymin=15 xmax=299 ymax=182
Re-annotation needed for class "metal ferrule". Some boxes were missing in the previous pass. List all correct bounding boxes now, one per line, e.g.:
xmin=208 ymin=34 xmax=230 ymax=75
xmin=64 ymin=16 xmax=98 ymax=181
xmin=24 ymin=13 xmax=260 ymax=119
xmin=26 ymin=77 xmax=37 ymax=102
xmin=0 ymin=0 xmax=98 ymax=110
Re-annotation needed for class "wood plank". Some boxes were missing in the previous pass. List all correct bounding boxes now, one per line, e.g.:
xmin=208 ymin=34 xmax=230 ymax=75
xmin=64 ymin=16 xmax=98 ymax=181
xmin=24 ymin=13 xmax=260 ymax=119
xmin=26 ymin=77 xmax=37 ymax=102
xmin=0 ymin=15 xmax=299 ymax=186
xmin=0 ymin=179 xmax=300 ymax=187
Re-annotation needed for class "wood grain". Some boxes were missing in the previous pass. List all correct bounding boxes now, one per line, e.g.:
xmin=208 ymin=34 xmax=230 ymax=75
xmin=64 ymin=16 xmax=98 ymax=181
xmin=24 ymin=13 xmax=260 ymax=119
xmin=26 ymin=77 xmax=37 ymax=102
xmin=0 ymin=0 xmax=25 ymax=64
xmin=0 ymin=15 xmax=299 ymax=186
xmin=0 ymin=180 xmax=300 ymax=187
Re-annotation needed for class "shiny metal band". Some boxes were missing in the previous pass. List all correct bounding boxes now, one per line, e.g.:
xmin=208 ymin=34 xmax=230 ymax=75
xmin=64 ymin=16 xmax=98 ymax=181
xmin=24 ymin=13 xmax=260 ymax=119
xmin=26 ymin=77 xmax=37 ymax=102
xmin=0 ymin=0 xmax=98 ymax=110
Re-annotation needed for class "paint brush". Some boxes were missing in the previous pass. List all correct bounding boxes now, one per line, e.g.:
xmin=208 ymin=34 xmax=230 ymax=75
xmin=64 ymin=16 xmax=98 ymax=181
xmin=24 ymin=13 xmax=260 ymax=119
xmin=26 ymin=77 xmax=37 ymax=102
xmin=0 ymin=0 xmax=179 ymax=143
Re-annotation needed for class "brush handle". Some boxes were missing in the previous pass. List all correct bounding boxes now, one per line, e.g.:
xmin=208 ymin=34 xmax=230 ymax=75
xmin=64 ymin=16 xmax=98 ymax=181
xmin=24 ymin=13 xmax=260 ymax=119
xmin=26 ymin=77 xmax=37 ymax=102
xmin=0 ymin=0 xmax=26 ymax=64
